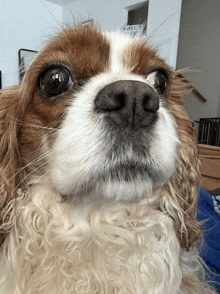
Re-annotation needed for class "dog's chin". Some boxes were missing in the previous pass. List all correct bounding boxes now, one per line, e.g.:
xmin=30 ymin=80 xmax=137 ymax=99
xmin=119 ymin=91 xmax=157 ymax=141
xmin=59 ymin=178 xmax=153 ymax=204
xmin=94 ymin=178 xmax=154 ymax=204
xmin=51 ymin=164 xmax=170 ymax=204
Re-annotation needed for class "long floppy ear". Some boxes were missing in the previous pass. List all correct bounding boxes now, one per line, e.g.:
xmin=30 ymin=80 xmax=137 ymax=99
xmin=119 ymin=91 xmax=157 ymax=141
xmin=0 ymin=85 xmax=22 ymax=245
xmin=161 ymin=72 xmax=203 ymax=252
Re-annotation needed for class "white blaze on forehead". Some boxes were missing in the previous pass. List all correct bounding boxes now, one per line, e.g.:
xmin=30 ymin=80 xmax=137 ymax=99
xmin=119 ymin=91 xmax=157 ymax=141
xmin=104 ymin=31 xmax=134 ymax=74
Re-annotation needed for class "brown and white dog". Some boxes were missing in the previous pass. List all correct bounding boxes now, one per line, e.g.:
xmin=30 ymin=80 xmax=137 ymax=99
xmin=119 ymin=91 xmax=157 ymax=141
xmin=0 ymin=26 xmax=216 ymax=293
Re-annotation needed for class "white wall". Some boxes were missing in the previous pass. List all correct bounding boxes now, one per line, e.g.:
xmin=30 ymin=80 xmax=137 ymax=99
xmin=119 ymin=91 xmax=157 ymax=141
xmin=63 ymin=0 xmax=182 ymax=69
xmin=176 ymin=0 xmax=220 ymax=120
xmin=0 ymin=0 xmax=62 ymax=88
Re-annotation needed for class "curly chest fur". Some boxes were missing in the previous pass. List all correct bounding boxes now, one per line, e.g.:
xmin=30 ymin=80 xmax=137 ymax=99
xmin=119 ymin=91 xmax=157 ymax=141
xmin=0 ymin=181 xmax=184 ymax=294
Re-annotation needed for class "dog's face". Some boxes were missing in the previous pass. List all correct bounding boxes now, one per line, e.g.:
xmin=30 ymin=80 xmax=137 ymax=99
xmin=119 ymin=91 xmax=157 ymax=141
xmin=0 ymin=26 xmax=202 ymax=250
xmin=17 ymin=27 xmax=181 ymax=203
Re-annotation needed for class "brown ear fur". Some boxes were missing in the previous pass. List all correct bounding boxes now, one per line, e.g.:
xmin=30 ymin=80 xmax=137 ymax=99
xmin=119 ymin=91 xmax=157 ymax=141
xmin=163 ymin=72 xmax=203 ymax=251
xmin=0 ymin=85 xmax=22 ymax=245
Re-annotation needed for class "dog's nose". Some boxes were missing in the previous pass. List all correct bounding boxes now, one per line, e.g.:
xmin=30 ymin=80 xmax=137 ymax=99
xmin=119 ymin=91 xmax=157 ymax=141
xmin=95 ymin=80 xmax=159 ymax=130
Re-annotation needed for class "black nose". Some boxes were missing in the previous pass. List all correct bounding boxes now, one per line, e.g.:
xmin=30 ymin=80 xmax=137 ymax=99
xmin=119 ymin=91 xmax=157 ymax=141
xmin=95 ymin=80 xmax=159 ymax=130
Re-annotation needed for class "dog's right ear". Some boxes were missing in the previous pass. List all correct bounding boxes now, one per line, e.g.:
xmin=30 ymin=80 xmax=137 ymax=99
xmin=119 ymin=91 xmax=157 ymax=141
xmin=0 ymin=85 xmax=23 ymax=244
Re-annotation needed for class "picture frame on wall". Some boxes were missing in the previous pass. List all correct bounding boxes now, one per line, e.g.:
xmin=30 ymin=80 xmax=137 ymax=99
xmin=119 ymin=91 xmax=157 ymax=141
xmin=18 ymin=49 xmax=38 ymax=82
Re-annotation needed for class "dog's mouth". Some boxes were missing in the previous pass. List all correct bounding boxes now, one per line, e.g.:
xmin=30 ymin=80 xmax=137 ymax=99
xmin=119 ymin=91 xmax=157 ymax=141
xmin=100 ymin=162 xmax=150 ymax=183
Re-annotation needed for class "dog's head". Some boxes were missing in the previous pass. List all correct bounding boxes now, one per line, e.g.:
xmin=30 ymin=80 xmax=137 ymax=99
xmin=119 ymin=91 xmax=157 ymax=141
xmin=0 ymin=26 xmax=201 ymax=250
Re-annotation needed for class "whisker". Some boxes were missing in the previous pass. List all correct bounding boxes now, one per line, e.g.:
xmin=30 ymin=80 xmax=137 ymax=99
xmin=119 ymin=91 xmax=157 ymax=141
xmin=39 ymin=0 xmax=61 ymax=27
xmin=2 ymin=147 xmax=56 ymax=191
xmin=156 ymin=35 xmax=178 ymax=47
xmin=17 ymin=121 xmax=57 ymax=131
xmin=146 ymin=9 xmax=180 ymax=41
xmin=9 ymin=160 xmax=49 ymax=202
xmin=2 ymin=115 xmax=57 ymax=131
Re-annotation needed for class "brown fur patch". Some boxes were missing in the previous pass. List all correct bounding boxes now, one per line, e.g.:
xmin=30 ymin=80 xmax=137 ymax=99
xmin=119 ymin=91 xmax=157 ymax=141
xmin=122 ymin=40 xmax=171 ymax=77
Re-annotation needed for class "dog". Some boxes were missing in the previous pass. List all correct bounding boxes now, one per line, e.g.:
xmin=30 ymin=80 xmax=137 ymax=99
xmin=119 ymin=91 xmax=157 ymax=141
xmin=0 ymin=26 xmax=216 ymax=293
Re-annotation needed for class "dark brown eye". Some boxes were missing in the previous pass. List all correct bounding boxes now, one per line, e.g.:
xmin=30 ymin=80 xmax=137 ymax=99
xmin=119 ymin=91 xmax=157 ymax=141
xmin=39 ymin=67 xmax=73 ymax=97
xmin=146 ymin=71 xmax=168 ymax=95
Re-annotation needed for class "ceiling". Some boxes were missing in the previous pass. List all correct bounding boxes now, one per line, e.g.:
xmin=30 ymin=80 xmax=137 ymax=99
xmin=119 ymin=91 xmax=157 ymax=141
xmin=45 ymin=0 xmax=77 ymax=6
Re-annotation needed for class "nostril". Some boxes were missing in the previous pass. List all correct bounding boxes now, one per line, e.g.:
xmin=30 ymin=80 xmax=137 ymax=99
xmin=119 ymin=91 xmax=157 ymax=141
xmin=108 ymin=93 xmax=125 ymax=110
xmin=95 ymin=91 xmax=125 ymax=111
xmin=143 ymin=94 xmax=159 ymax=112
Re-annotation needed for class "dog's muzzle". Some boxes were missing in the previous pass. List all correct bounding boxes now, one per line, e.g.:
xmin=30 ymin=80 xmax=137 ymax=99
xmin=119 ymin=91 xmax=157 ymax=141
xmin=95 ymin=80 xmax=159 ymax=130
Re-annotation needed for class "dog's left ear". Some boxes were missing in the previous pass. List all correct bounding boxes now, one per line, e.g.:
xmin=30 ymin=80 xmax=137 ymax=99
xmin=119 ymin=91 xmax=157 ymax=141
xmin=162 ymin=73 xmax=203 ymax=252
xmin=0 ymin=85 xmax=23 ymax=245
xmin=168 ymin=142 xmax=202 ymax=252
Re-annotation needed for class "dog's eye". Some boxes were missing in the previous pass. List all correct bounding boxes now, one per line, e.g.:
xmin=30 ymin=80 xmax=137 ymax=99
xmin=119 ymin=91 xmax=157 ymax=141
xmin=39 ymin=67 xmax=73 ymax=97
xmin=146 ymin=71 xmax=168 ymax=95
